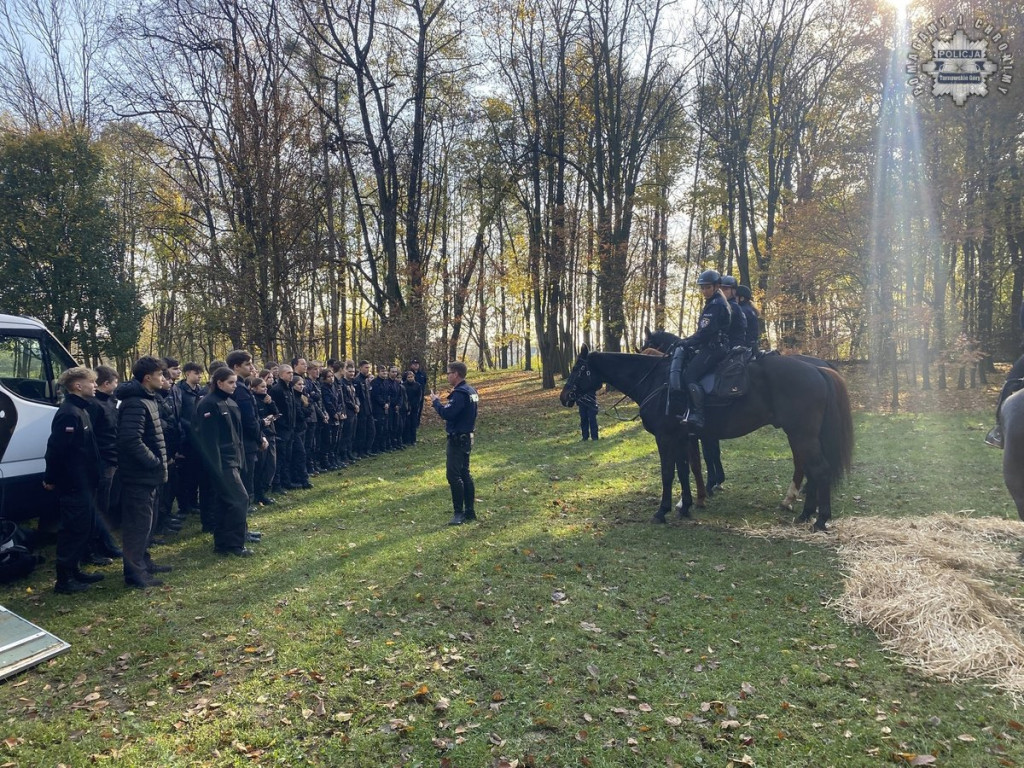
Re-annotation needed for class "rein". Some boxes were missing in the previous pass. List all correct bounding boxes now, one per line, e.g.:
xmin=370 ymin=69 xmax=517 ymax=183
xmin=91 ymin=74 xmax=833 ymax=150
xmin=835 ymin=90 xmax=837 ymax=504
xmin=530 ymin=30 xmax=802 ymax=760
xmin=600 ymin=356 xmax=669 ymax=422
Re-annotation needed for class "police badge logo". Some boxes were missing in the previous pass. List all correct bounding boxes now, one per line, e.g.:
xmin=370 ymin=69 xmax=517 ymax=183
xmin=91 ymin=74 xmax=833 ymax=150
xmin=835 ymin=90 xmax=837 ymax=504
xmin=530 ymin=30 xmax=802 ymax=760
xmin=907 ymin=15 xmax=1014 ymax=106
xmin=920 ymin=28 xmax=998 ymax=105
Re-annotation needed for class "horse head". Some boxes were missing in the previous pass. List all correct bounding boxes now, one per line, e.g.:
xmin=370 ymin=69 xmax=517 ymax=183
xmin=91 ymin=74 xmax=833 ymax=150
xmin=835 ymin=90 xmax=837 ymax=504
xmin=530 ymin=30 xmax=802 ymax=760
xmin=560 ymin=344 xmax=596 ymax=407
xmin=644 ymin=328 xmax=680 ymax=354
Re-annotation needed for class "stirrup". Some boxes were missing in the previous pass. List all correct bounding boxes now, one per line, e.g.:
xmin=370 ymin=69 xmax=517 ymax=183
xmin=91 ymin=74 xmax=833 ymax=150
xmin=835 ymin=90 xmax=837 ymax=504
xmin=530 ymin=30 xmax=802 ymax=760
xmin=984 ymin=426 xmax=1003 ymax=449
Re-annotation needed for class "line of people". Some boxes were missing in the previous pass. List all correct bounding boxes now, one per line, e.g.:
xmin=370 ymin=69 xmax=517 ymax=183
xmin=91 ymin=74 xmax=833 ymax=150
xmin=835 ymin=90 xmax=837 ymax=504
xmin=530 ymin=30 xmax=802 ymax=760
xmin=43 ymin=352 xmax=429 ymax=594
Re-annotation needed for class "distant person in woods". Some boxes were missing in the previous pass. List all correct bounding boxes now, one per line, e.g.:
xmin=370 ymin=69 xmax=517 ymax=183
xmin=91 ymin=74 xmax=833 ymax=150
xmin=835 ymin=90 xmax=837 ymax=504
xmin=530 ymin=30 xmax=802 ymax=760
xmin=431 ymin=362 xmax=479 ymax=526
xmin=986 ymin=303 xmax=1024 ymax=448
xmin=577 ymin=389 xmax=599 ymax=441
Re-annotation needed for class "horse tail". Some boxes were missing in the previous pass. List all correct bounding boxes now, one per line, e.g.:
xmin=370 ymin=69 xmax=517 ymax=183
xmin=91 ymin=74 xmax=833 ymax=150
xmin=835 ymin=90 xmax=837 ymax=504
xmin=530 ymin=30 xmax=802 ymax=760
xmin=819 ymin=367 xmax=854 ymax=485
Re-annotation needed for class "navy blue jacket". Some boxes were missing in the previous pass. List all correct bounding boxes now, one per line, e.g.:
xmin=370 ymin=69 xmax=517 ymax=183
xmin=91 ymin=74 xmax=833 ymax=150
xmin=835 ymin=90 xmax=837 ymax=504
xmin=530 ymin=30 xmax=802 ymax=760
xmin=740 ymin=302 xmax=760 ymax=348
xmin=432 ymin=380 xmax=478 ymax=435
xmin=232 ymin=379 xmax=263 ymax=451
xmin=727 ymin=297 xmax=747 ymax=347
xmin=683 ymin=292 xmax=731 ymax=350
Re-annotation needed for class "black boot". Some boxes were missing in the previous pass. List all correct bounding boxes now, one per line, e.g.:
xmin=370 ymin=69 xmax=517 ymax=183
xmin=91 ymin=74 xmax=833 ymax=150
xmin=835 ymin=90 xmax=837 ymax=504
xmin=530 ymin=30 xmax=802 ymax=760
xmin=686 ymin=384 xmax=705 ymax=430
xmin=447 ymin=512 xmax=466 ymax=526
xmin=985 ymin=424 xmax=1004 ymax=449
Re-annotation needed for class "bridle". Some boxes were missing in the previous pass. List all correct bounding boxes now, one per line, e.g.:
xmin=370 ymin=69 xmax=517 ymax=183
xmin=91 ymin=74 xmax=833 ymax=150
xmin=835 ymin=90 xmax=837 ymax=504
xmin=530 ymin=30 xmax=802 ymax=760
xmin=572 ymin=353 xmax=669 ymax=423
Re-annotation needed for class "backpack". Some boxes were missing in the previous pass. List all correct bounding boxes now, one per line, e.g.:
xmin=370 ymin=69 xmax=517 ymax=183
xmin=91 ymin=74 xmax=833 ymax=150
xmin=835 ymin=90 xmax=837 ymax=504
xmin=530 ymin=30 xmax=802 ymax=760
xmin=0 ymin=519 xmax=42 ymax=583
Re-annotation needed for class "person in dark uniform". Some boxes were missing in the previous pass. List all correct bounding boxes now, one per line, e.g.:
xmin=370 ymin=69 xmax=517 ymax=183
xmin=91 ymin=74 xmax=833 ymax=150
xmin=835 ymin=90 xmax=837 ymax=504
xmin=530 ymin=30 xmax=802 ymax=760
xmin=177 ymin=362 xmax=204 ymax=515
xmin=340 ymin=362 xmax=360 ymax=463
xmin=154 ymin=369 xmax=184 ymax=539
xmin=403 ymin=370 xmax=422 ymax=445
xmin=720 ymin=275 xmax=747 ymax=349
xmin=371 ymin=364 xmax=391 ymax=453
xmin=410 ymin=358 xmax=428 ymax=430
xmin=986 ymin=303 xmax=1024 ymax=448
xmin=430 ymin=361 xmax=479 ymax=526
xmin=319 ymin=367 xmax=340 ymax=470
xmin=290 ymin=376 xmax=313 ymax=489
xmin=354 ymin=360 xmax=375 ymax=457
xmin=388 ymin=366 xmax=404 ymax=450
xmin=117 ymin=356 xmax=171 ymax=589
xmin=670 ymin=269 xmax=731 ymax=430
xmin=84 ymin=364 xmax=122 ymax=564
xmin=227 ymin=350 xmax=266 ymax=507
xmin=194 ymin=367 xmax=253 ymax=556
xmin=43 ymin=367 xmax=105 ymax=593
xmin=270 ymin=364 xmax=296 ymax=491
xmin=251 ymin=375 xmax=278 ymax=505
xmin=736 ymin=285 xmax=761 ymax=351
xmin=577 ymin=389 xmax=599 ymax=441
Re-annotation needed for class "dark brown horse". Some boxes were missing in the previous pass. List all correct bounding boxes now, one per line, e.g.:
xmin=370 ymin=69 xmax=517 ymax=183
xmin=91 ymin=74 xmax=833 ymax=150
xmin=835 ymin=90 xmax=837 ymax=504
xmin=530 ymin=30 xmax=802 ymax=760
xmin=643 ymin=328 xmax=838 ymax=511
xmin=560 ymin=345 xmax=854 ymax=531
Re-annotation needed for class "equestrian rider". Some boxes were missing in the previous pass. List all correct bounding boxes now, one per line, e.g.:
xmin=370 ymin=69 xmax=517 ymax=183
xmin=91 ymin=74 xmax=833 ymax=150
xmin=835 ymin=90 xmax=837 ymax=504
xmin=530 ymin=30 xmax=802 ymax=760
xmin=737 ymin=285 xmax=760 ymax=352
xmin=670 ymin=269 xmax=731 ymax=430
xmin=720 ymin=275 xmax=747 ymax=349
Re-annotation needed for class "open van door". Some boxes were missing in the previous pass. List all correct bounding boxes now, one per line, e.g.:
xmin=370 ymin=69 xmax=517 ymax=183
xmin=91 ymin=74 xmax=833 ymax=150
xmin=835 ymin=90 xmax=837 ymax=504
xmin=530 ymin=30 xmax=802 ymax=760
xmin=0 ymin=316 xmax=78 ymax=523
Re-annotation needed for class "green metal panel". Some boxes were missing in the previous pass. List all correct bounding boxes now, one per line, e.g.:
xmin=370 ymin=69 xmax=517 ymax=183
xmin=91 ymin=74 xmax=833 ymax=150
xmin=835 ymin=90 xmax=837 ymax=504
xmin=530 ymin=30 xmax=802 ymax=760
xmin=0 ymin=604 xmax=69 ymax=681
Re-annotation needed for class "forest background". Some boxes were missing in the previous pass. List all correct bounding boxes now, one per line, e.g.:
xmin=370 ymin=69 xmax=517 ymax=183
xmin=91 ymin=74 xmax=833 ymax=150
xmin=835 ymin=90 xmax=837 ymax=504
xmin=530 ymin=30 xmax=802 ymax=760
xmin=0 ymin=0 xmax=1021 ymax=403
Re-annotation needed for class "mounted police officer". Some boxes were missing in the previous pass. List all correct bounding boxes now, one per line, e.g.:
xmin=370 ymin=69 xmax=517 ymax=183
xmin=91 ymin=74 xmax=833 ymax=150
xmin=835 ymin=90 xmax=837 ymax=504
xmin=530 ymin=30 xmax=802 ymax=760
xmin=737 ymin=285 xmax=761 ymax=351
xmin=670 ymin=269 xmax=731 ymax=430
xmin=720 ymin=275 xmax=747 ymax=349
xmin=430 ymin=361 xmax=479 ymax=526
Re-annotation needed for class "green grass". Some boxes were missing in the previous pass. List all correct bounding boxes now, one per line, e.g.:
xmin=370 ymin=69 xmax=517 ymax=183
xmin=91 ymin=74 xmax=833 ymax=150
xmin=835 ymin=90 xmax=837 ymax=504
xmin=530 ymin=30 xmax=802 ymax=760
xmin=3 ymin=370 xmax=1022 ymax=767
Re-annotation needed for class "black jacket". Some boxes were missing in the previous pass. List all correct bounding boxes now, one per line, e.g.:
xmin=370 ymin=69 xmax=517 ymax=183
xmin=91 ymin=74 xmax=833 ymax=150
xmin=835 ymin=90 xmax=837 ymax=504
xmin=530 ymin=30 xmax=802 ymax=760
xmin=194 ymin=388 xmax=243 ymax=480
xmin=177 ymin=380 xmax=204 ymax=454
xmin=232 ymin=379 xmax=263 ymax=452
xmin=88 ymin=390 xmax=119 ymax=467
xmin=116 ymin=380 xmax=167 ymax=487
xmin=44 ymin=393 xmax=101 ymax=493
xmin=270 ymin=378 xmax=297 ymax=433
xmin=156 ymin=387 xmax=182 ymax=457
xmin=256 ymin=392 xmax=279 ymax=438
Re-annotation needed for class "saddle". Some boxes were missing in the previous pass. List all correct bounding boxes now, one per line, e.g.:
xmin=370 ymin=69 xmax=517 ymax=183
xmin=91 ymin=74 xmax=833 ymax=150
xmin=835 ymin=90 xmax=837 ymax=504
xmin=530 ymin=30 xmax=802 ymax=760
xmin=699 ymin=347 xmax=753 ymax=400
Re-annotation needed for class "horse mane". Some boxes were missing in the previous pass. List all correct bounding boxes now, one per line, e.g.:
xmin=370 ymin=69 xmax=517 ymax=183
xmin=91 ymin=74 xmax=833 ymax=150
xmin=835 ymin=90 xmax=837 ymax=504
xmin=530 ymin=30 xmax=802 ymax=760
xmin=640 ymin=348 xmax=667 ymax=357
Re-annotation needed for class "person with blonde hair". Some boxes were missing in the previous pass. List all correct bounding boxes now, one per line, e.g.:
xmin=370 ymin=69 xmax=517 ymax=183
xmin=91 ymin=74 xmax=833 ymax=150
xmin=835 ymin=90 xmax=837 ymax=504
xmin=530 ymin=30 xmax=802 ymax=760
xmin=43 ymin=367 xmax=104 ymax=593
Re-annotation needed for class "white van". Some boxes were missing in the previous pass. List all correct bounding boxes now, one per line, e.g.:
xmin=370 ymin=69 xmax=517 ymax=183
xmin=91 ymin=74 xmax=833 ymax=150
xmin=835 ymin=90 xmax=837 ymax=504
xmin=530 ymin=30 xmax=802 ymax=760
xmin=0 ymin=315 xmax=78 ymax=523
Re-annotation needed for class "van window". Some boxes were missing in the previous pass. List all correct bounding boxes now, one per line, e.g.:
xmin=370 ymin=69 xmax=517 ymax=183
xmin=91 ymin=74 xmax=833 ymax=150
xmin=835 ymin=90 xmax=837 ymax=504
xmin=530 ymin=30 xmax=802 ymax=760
xmin=0 ymin=334 xmax=65 ymax=404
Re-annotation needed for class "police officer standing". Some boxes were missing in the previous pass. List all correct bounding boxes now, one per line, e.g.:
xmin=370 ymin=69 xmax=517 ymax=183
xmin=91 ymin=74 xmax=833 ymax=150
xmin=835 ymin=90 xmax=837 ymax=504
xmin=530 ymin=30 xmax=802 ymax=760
xmin=431 ymin=361 xmax=479 ymax=526
xmin=670 ymin=269 xmax=731 ymax=430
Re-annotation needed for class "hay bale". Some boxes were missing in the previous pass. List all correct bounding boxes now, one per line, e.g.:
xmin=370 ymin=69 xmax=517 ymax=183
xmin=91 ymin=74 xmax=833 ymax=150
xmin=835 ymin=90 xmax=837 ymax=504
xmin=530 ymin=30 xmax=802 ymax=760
xmin=742 ymin=514 xmax=1024 ymax=698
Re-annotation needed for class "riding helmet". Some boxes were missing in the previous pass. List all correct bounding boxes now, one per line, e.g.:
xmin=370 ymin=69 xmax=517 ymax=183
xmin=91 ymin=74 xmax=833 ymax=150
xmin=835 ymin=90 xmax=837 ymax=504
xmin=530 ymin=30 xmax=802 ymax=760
xmin=720 ymin=275 xmax=738 ymax=289
xmin=737 ymin=285 xmax=752 ymax=300
xmin=696 ymin=269 xmax=721 ymax=286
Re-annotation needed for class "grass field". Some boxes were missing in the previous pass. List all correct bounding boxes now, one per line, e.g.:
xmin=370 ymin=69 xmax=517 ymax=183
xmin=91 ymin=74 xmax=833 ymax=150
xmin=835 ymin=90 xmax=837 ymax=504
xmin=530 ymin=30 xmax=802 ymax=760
xmin=3 ymin=369 xmax=1022 ymax=767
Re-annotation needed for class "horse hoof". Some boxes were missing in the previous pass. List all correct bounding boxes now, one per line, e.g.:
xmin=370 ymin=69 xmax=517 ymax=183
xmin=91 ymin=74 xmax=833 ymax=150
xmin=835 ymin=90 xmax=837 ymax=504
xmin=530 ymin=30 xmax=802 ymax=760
xmin=694 ymin=498 xmax=706 ymax=508
xmin=652 ymin=513 xmax=668 ymax=524
xmin=813 ymin=522 xmax=829 ymax=533
xmin=780 ymin=502 xmax=794 ymax=512
xmin=678 ymin=508 xmax=693 ymax=520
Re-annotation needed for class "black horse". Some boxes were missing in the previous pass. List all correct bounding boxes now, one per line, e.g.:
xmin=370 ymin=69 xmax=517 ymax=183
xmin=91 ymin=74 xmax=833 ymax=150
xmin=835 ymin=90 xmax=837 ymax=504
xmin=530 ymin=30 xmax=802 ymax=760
xmin=643 ymin=328 xmax=838 ymax=511
xmin=560 ymin=344 xmax=854 ymax=531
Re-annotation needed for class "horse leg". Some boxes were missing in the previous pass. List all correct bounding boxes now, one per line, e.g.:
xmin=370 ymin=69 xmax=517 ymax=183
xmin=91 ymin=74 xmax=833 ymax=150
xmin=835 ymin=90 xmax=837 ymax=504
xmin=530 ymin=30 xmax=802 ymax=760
xmin=781 ymin=434 xmax=804 ymax=511
xmin=705 ymin=438 xmax=724 ymax=491
xmin=793 ymin=441 xmax=833 ymax=532
xmin=652 ymin=435 xmax=676 ymax=523
xmin=676 ymin=449 xmax=694 ymax=519
xmin=682 ymin=434 xmax=706 ymax=509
